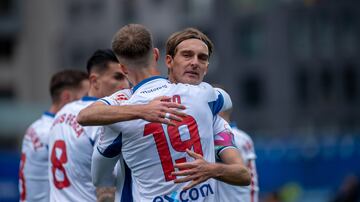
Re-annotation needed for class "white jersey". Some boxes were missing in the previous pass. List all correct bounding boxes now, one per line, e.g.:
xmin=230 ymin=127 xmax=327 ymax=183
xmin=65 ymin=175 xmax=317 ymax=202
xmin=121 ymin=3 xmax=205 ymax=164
xmin=48 ymin=96 xmax=100 ymax=202
xmin=217 ymin=124 xmax=259 ymax=202
xmin=19 ymin=112 xmax=54 ymax=202
xmin=96 ymin=76 xmax=227 ymax=202
xmin=97 ymin=89 xmax=135 ymax=201
xmin=99 ymin=87 xmax=231 ymax=202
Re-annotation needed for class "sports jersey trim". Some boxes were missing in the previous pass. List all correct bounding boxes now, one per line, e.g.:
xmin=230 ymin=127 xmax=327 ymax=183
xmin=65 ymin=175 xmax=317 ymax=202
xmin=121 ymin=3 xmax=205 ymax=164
xmin=121 ymin=163 xmax=133 ymax=202
xmin=132 ymin=76 xmax=167 ymax=93
xmin=88 ymin=138 xmax=95 ymax=147
xmin=99 ymin=98 xmax=111 ymax=105
xmin=229 ymin=122 xmax=237 ymax=128
xmin=81 ymin=96 xmax=99 ymax=101
xmin=216 ymin=146 xmax=237 ymax=159
xmin=43 ymin=111 xmax=55 ymax=118
xmin=98 ymin=132 xmax=123 ymax=158
xmin=208 ymin=93 xmax=224 ymax=116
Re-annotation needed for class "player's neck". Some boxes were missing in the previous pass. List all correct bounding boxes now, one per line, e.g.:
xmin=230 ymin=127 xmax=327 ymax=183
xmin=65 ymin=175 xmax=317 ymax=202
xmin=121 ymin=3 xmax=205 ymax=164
xmin=48 ymin=103 xmax=61 ymax=114
xmin=87 ymin=88 xmax=101 ymax=99
xmin=130 ymin=67 xmax=160 ymax=86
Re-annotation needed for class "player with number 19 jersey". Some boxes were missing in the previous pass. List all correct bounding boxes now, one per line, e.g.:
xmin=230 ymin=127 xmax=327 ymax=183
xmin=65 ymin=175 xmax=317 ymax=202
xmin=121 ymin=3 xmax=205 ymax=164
xmin=19 ymin=112 xmax=55 ymax=202
xmin=48 ymin=95 xmax=131 ymax=202
xmin=96 ymin=76 xmax=227 ymax=201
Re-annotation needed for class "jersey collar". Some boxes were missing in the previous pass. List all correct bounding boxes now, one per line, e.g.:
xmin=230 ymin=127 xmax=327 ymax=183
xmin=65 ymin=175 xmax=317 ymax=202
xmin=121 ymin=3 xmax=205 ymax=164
xmin=43 ymin=111 xmax=55 ymax=118
xmin=132 ymin=76 xmax=167 ymax=93
xmin=81 ymin=96 xmax=98 ymax=101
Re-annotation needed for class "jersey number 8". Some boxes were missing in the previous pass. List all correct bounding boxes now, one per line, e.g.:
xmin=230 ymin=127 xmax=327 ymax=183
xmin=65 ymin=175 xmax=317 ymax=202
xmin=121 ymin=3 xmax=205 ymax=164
xmin=50 ymin=140 xmax=71 ymax=189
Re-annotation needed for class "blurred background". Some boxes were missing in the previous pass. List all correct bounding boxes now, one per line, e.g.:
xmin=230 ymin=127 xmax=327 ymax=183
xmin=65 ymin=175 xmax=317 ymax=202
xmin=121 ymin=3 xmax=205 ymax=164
xmin=0 ymin=0 xmax=359 ymax=201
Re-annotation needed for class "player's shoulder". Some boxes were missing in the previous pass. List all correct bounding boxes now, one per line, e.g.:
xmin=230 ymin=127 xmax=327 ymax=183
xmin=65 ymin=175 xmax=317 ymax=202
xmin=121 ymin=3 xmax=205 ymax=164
xmin=26 ymin=117 xmax=44 ymax=134
xmin=100 ymin=89 xmax=132 ymax=106
xmin=185 ymin=81 xmax=213 ymax=90
xmin=34 ymin=111 xmax=55 ymax=126
xmin=59 ymin=97 xmax=96 ymax=114
xmin=134 ymin=77 xmax=170 ymax=94
xmin=56 ymin=101 xmax=77 ymax=116
xmin=112 ymin=89 xmax=132 ymax=99
xmin=25 ymin=114 xmax=53 ymax=137
xmin=213 ymin=87 xmax=232 ymax=111
xmin=29 ymin=116 xmax=44 ymax=127
xmin=175 ymin=82 xmax=216 ymax=97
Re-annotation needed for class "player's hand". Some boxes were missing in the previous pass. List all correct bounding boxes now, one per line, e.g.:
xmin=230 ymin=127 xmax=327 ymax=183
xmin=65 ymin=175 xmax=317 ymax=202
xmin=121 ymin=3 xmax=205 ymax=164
xmin=139 ymin=96 xmax=187 ymax=126
xmin=172 ymin=149 xmax=215 ymax=191
xmin=96 ymin=187 xmax=116 ymax=202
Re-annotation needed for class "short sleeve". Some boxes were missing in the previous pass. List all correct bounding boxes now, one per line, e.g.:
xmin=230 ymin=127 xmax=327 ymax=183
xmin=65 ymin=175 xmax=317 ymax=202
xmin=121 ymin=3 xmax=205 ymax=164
xmin=197 ymin=82 xmax=224 ymax=116
xmin=99 ymin=89 xmax=132 ymax=106
xmin=96 ymin=124 xmax=123 ymax=158
xmin=213 ymin=116 xmax=237 ymax=160
xmin=214 ymin=87 xmax=232 ymax=112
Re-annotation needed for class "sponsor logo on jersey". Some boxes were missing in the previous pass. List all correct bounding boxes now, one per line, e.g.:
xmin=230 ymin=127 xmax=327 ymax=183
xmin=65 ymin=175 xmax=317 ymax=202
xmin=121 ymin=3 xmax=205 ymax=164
xmin=152 ymin=183 xmax=214 ymax=202
xmin=115 ymin=93 xmax=128 ymax=101
xmin=140 ymin=85 xmax=168 ymax=94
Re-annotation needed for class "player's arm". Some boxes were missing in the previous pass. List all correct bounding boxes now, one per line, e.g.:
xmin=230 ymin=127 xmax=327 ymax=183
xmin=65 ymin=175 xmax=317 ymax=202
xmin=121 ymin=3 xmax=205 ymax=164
xmin=91 ymin=147 xmax=119 ymax=187
xmin=172 ymin=137 xmax=251 ymax=191
xmin=92 ymin=148 xmax=118 ymax=202
xmin=96 ymin=187 xmax=116 ymax=202
xmin=213 ymin=116 xmax=251 ymax=185
xmin=216 ymin=147 xmax=250 ymax=185
xmin=77 ymin=96 xmax=186 ymax=126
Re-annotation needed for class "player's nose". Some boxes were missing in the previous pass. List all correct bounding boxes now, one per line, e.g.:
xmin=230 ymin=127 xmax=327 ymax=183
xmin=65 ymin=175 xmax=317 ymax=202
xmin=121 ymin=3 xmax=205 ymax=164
xmin=189 ymin=58 xmax=200 ymax=68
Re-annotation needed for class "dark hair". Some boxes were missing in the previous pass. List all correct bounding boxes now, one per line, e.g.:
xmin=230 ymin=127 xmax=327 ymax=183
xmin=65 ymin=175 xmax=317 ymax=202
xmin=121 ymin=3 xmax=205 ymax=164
xmin=86 ymin=49 xmax=119 ymax=74
xmin=166 ymin=27 xmax=214 ymax=58
xmin=112 ymin=24 xmax=153 ymax=66
xmin=50 ymin=70 xmax=88 ymax=102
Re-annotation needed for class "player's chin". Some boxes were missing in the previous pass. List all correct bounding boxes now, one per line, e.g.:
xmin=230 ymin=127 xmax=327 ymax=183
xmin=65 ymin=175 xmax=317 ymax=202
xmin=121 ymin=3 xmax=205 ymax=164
xmin=183 ymin=75 xmax=201 ymax=85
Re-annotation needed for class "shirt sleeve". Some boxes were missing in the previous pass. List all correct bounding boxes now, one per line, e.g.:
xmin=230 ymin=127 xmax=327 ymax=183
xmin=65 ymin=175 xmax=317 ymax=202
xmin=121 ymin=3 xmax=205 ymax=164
xmin=96 ymin=124 xmax=123 ymax=158
xmin=213 ymin=116 xmax=237 ymax=160
xmin=214 ymin=87 xmax=232 ymax=112
xmin=99 ymin=89 xmax=132 ymax=106
xmin=91 ymin=146 xmax=121 ymax=187
xmin=92 ymin=124 xmax=124 ymax=187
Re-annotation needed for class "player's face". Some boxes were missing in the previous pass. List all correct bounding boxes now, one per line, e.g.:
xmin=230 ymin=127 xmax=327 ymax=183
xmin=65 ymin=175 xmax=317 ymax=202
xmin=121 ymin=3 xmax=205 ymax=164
xmin=166 ymin=39 xmax=209 ymax=85
xmin=97 ymin=62 xmax=130 ymax=98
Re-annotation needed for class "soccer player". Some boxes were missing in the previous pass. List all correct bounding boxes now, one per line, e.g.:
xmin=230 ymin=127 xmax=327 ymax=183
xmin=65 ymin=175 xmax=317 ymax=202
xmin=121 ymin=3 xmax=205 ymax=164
xmin=48 ymin=49 xmax=185 ymax=202
xmin=19 ymin=70 xmax=89 ymax=202
xmin=48 ymin=49 xmax=131 ymax=201
xmin=78 ymin=27 xmax=249 ymax=194
xmin=165 ymin=29 xmax=249 ymax=190
xmin=218 ymin=107 xmax=259 ymax=202
xmin=91 ymin=24 xmax=250 ymax=201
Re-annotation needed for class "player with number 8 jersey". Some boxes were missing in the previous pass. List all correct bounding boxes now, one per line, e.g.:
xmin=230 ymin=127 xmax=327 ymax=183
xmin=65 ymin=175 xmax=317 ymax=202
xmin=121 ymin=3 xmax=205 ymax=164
xmin=95 ymin=77 xmax=227 ymax=201
xmin=48 ymin=96 xmax=103 ymax=201
xmin=19 ymin=70 xmax=89 ymax=202
xmin=48 ymin=49 xmax=131 ymax=202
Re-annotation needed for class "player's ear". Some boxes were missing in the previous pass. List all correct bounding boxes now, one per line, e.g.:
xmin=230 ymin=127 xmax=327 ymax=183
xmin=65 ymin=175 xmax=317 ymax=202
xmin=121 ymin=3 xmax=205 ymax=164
xmin=153 ymin=48 xmax=160 ymax=62
xmin=89 ymin=73 xmax=99 ymax=90
xmin=165 ymin=55 xmax=173 ymax=69
xmin=204 ymin=62 xmax=209 ymax=76
xmin=120 ymin=64 xmax=128 ymax=75
xmin=60 ymin=90 xmax=71 ymax=103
